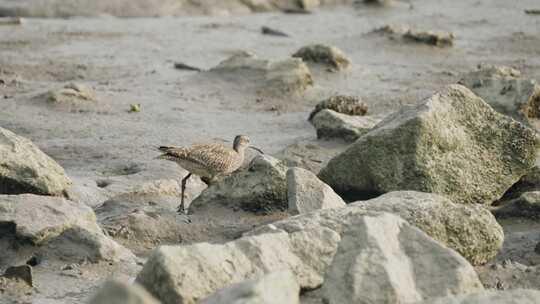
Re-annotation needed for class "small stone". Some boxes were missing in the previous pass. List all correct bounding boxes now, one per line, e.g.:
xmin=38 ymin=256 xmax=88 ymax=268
xmin=46 ymin=82 xmax=97 ymax=104
xmin=292 ymin=44 xmax=350 ymax=71
xmin=3 ymin=265 xmax=33 ymax=287
xmin=261 ymin=26 xmax=289 ymax=37
xmin=174 ymin=62 xmax=201 ymax=72
xmin=403 ymin=29 xmax=454 ymax=47
xmin=308 ymin=95 xmax=368 ymax=121
xmin=311 ymin=110 xmax=382 ymax=142
xmin=129 ymin=104 xmax=141 ymax=113
xmin=535 ymin=241 xmax=540 ymax=254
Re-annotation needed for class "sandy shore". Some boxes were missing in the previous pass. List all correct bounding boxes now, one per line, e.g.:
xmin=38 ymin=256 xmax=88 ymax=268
xmin=1 ymin=0 xmax=540 ymax=302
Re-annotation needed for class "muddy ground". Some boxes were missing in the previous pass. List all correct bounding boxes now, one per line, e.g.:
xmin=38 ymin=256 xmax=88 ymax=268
xmin=1 ymin=0 xmax=540 ymax=303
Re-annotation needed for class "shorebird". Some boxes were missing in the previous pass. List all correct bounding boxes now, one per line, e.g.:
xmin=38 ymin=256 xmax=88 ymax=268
xmin=157 ymin=135 xmax=262 ymax=213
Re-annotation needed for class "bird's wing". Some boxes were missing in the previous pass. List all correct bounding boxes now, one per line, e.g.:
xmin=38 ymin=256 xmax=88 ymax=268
xmin=158 ymin=144 xmax=237 ymax=173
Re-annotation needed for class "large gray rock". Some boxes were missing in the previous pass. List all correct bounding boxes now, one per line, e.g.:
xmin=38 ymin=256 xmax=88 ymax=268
xmin=458 ymin=65 xmax=540 ymax=124
xmin=287 ymin=167 xmax=346 ymax=215
xmin=292 ymin=44 xmax=350 ymax=71
xmin=190 ymin=154 xmax=288 ymax=214
xmin=353 ymin=191 xmax=504 ymax=265
xmin=321 ymin=212 xmax=483 ymax=304
xmin=0 ymin=194 xmax=134 ymax=263
xmin=311 ymin=109 xmax=382 ymax=141
xmin=319 ymin=85 xmax=539 ymax=205
xmin=136 ymin=209 xmax=482 ymax=304
xmin=0 ymin=194 xmax=97 ymax=245
xmin=0 ymin=127 xmax=72 ymax=195
xmin=209 ymin=52 xmax=313 ymax=96
xmin=89 ymin=280 xmax=160 ymax=304
xmin=421 ymin=289 xmax=540 ymax=304
xmin=45 ymin=226 xmax=135 ymax=263
xmin=201 ymin=270 xmax=300 ymax=304
xmin=136 ymin=228 xmax=340 ymax=304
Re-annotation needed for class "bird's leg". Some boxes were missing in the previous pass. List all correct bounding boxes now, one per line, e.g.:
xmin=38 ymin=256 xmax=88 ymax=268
xmin=178 ymin=173 xmax=192 ymax=214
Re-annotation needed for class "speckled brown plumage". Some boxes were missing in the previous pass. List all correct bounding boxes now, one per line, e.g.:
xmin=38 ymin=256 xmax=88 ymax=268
xmin=158 ymin=143 xmax=244 ymax=179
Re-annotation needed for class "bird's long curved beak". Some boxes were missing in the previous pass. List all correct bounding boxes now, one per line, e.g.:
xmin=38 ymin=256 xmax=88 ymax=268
xmin=249 ymin=146 xmax=264 ymax=154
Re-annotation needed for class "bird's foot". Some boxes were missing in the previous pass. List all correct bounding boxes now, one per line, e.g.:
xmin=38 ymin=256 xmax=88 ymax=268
xmin=176 ymin=204 xmax=186 ymax=214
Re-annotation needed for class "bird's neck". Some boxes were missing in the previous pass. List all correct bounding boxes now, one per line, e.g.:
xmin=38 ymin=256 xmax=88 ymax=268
xmin=234 ymin=145 xmax=246 ymax=156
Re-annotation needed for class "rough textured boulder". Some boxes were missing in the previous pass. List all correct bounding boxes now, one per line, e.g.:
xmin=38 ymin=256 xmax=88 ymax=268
xmin=0 ymin=127 xmax=72 ymax=195
xmin=311 ymin=109 xmax=382 ymax=141
xmin=89 ymin=280 xmax=160 ymax=304
xmin=353 ymin=191 xmax=504 ymax=265
xmin=0 ymin=194 xmax=134 ymax=263
xmin=292 ymin=44 xmax=350 ymax=71
xmin=421 ymin=289 xmax=540 ymax=304
xmin=308 ymin=95 xmax=368 ymax=121
xmin=190 ymin=154 xmax=288 ymax=214
xmin=319 ymin=85 xmax=539 ymax=205
xmin=458 ymin=65 xmax=540 ymax=124
xmin=136 ymin=228 xmax=340 ymax=304
xmin=321 ymin=213 xmax=483 ymax=304
xmin=493 ymin=191 xmax=540 ymax=219
xmin=209 ymin=52 xmax=313 ymax=96
xmin=287 ymin=167 xmax=346 ymax=215
xmin=135 ymin=207 xmax=482 ymax=304
xmin=201 ymin=270 xmax=300 ymax=304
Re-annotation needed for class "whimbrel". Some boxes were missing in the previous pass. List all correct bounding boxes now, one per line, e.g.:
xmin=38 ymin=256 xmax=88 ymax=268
xmin=157 ymin=135 xmax=261 ymax=213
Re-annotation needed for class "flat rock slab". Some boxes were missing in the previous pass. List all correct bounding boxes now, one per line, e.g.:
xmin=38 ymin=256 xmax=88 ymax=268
xmin=311 ymin=109 xmax=382 ymax=141
xmin=353 ymin=191 xmax=504 ymax=265
xmin=458 ymin=65 xmax=540 ymax=124
xmin=319 ymin=84 xmax=539 ymax=205
xmin=0 ymin=127 xmax=72 ymax=195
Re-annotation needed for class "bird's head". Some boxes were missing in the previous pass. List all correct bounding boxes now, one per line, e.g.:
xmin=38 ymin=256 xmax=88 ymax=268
xmin=233 ymin=135 xmax=250 ymax=151
xmin=233 ymin=135 xmax=264 ymax=154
